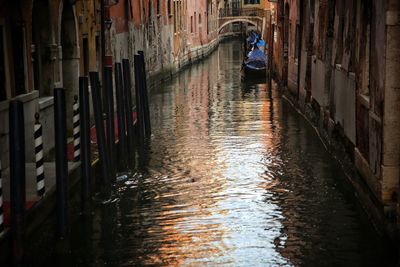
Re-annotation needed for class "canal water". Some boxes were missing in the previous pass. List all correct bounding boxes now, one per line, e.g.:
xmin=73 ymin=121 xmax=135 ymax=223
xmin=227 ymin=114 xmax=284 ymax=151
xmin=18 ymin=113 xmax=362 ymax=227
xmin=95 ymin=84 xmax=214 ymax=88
xmin=38 ymin=40 xmax=395 ymax=266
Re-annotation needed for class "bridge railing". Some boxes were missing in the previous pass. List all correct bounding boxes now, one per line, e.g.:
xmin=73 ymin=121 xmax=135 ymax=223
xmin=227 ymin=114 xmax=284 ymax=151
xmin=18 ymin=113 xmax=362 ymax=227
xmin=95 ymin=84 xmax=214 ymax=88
xmin=219 ymin=7 xmax=264 ymax=18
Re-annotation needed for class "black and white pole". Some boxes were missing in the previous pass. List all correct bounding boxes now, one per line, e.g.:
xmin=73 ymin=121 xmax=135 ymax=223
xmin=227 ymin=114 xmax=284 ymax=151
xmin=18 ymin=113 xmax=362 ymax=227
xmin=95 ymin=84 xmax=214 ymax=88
xmin=35 ymin=113 xmax=45 ymax=197
xmin=73 ymin=95 xmax=80 ymax=162
xmin=0 ymin=160 xmax=3 ymax=235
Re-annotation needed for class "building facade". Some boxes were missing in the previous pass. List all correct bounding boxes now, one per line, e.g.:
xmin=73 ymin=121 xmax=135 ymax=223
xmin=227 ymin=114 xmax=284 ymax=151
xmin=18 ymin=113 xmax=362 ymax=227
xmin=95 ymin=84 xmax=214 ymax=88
xmin=107 ymin=0 xmax=220 ymax=77
xmin=0 ymin=0 xmax=221 ymax=171
xmin=0 ymin=0 xmax=91 ymax=168
xmin=271 ymin=0 xmax=400 ymax=237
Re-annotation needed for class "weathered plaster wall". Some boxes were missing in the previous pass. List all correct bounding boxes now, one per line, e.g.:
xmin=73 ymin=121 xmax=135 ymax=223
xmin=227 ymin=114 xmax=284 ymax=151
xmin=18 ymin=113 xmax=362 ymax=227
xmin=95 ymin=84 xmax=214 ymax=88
xmin=382 ymin=0 xmax=400 ymax=207
xmin=108 ymin=0 xmax=220 ymax=86
xmin=286 ymin=0 xmax=298 ymax=94
xmin=273 ymin=0 xmax=400 ymax=237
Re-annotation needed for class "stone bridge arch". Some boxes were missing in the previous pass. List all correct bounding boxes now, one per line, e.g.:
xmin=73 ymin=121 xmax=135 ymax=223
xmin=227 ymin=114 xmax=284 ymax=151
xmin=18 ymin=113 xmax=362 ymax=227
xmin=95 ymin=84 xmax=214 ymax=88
xmin=218 ymin=18 xmax=261 ymax=33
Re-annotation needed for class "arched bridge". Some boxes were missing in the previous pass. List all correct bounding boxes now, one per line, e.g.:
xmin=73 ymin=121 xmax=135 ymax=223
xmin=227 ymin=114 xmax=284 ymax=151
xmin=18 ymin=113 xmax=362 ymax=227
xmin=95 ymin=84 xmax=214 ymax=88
xmin=218 ymin=8 xmax=266 ymax=34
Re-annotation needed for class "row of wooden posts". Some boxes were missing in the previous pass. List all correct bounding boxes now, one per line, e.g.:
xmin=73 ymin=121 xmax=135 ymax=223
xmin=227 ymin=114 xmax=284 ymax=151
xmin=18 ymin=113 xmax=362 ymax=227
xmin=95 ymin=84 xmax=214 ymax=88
xmin=1 ymin=51 xmax=151 ymax=266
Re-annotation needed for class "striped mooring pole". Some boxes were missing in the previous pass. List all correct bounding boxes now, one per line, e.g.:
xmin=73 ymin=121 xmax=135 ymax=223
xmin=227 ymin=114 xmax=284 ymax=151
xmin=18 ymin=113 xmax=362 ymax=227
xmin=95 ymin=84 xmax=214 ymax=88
xmin=73 ymin=95 xmax=81 ymax=162
xmin=35 ymin=113 xmax=45 ymax=197
xmin=0 ymin=160 xmax=3 ymax=235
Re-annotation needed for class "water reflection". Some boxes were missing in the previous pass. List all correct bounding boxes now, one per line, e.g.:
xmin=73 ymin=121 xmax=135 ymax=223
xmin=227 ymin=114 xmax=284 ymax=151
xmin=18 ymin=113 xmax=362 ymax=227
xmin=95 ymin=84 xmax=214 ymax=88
xmin=52 ymin=40 xmax=393 ymax=266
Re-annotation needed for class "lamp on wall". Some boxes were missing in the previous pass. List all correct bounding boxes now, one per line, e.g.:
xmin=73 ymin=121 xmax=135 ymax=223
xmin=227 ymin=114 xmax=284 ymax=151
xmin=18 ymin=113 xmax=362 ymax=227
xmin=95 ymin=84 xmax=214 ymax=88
xmin=104 ymin=5 xmax=113 ymax=29
xmin=105 ymin=18 xmax=113 ymax=29
xmin=104 ymin=0 xmax=119 ymax=29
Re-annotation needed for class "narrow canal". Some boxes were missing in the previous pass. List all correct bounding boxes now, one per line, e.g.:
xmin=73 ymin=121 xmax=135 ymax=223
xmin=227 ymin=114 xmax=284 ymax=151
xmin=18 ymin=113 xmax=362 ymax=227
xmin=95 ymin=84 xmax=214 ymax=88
xmin=40 ymin=40 xmax=394 ymax=266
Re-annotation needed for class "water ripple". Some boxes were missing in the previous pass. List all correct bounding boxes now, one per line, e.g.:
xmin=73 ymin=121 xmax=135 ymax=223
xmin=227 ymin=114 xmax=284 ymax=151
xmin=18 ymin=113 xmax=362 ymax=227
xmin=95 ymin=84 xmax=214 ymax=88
xmin=54 ymin=40 xmax=394 ymax=267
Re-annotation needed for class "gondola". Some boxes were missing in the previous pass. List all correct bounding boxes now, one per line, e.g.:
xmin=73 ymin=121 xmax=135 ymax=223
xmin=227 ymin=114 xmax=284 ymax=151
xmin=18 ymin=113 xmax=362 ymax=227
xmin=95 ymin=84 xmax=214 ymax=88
xmin=242 ymin=59 xmax=267 ymax=78
xmin=242 ymin=32 xmax=267 ymax=80
xmin=242 ymin=46 xmax=267 ymax=79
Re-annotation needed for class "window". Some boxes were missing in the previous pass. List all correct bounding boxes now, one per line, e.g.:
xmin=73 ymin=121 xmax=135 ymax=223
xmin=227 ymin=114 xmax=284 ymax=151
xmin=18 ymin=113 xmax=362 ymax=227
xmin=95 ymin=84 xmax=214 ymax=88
xmin=194 ymin=12 xmax=196 ymax=32
xmin=335 ymin=15 xmax=344 ymax=64
xmin=191 ymin=16 xmax=193 ymax=33
xmin=168 ymin=0 xmax=171 ymax=15
xmin=199 ymin=13 xmax=201 ymax=24
xmin=183 ymin=0 xmax=187 ymax=31
xmin=176 ymin=0 xmax=182 ymax=31
xmin=295 ymin=24 xmax=300 ymax=60
xmin=173 ymin=0 xmax=183 ymax=33
xmin=207 ymin=11 xmax=209 ymax=34
xmin=148 ymin=0 xmax=152 ymax=21
xmin=244 ymin=0 xmax=260 ymax=4
xmin=157 ymin=0 xmax=160 ymax=14
xmin=174 ymin=1 xmax=177 ymax=32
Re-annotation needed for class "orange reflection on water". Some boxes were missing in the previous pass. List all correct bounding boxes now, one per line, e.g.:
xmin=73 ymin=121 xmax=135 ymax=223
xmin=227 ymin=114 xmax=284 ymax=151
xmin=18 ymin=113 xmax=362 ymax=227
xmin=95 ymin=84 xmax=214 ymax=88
xmin=139 ymin=54 xmax=232 ymax=266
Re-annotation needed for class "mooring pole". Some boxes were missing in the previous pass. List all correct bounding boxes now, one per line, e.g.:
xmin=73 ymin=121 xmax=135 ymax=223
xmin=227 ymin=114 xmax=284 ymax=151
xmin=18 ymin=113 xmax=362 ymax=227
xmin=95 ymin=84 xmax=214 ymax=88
xmin=54 ymin=88 xmax=69 ymax=239
xmin=115 ymin=62 xmax=128 ymax=170
xmin=89 ymin=72 xmax=111 ymax=194
xmin=104 ymin=66 xmax=115 ymax=178
xmin=73 ymin=95 xmax=81 ymax=162
xmin=122 ymin=59 xmax=135 ymax=167
xmin=100 ymin=0 xmax=106 ymax=111
xmin=0 ymin=160 xmax=4 ymax=236
xmin=34 ymin=112 xmax=45 ymax=197
xmin=9 ymin=100 xmax=26 ymax=266
xmin=138 ymin=51 xmax=151 ymax=137
xmin=79 ymin=77 xmax=91 ymax=209
xmin=134 ymin=55 xmax=145 ymax=143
